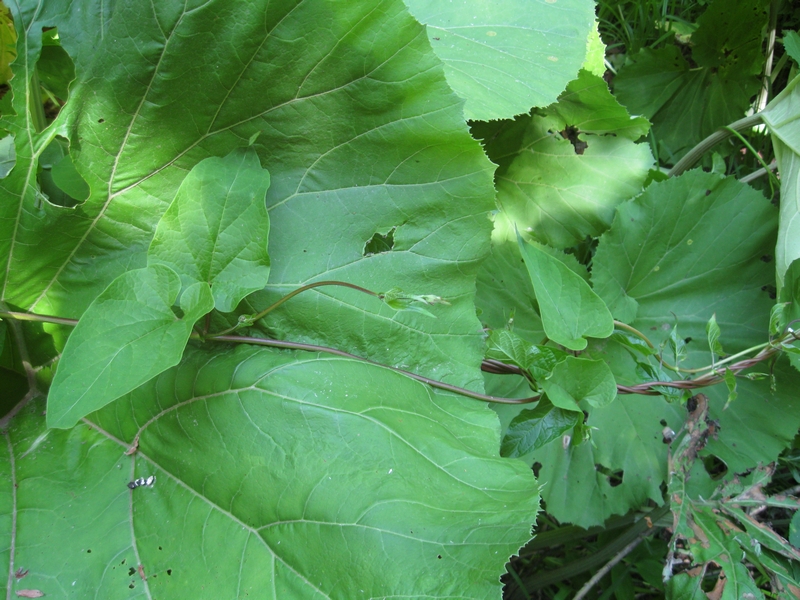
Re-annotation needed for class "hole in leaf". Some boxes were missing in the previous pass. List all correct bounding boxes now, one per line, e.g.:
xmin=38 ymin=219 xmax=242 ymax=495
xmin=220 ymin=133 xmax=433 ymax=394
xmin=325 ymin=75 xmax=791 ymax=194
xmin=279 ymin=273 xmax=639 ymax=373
xmin=437 ymin=555 xmax=442 ymax=559
xmin=761 ymin=255 xmax=772 ymax=263
xmin=532 ymin=462 xmax=542 ymax=478
xmin=703 ymin=455 xmax=728 ymax=480
xmin=363 ymin=226 xmax=396 ymax=256
xmin=560 ymin=126 xmax=587 ymax=155
xmin=684 ymin=337 xmax=692 ymax=344
xmin=38 ymin=135 xmax=90 ymax=207
xmin=37 ymin=28 xmax=75 ymax=116
xmin=166 ymin=569 xmax=172 ymax=576
xmin=127 ymin=567 xmax=135 ymax=577
xmin=128 ymin=583 xmax=135 ymax=589
xmin=595 ymin=463 xmax=623 ymax=487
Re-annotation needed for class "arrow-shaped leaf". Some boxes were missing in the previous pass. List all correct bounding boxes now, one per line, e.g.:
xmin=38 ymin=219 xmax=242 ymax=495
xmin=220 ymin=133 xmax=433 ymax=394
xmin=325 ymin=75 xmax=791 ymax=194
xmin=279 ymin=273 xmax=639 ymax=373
xmin=47 ymin=265 xmax=213 ymax=428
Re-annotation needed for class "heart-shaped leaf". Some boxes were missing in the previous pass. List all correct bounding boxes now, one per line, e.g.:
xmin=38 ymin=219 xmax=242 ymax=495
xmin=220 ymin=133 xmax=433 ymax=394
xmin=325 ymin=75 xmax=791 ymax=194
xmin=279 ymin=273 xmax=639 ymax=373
xmin=47 ymin=265 xmax=213 ymax=428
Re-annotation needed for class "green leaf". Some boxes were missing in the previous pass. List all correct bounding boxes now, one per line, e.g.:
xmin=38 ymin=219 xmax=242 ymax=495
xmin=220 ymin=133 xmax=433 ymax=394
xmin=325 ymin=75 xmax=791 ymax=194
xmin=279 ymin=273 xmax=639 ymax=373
xmin=542 ymin=356 xmax=617 ymax=410
xmin=50 ymin=152 xmax=90 ymax=201
xmin=501 ymin=402 xmax=580 ymax=458
xmin=476 ymin=111 xmax=653 ymax=248
xmin=518 ymin=238 xmax=614 ymax=351
xmin=702 ymin=359 xmax=800 ymax=475
xmin=545 ymin=70 xmax=651 ymax=141
xmin=790 ymin=510 xmax=800 ymax=548
xmin=36 ymin=345 xmax=541 ymax=598
xmin=1 ymin=0 xmax=495 ymax=390
xmin=593 ymin=171 xmax=777 ymax=347
xmin=582 ymin=20 xmax=605 ymax=78
xmin=148 ymin=147 xmax=271 ymax=313
xmin=475 ymin=213 xmax=545 ymax=342
xmin=403 ymin=0 xmax=595 ymax=120
xmin=530 ymin=391 xmax=683 ymax=527
xmin=769 ymin=302 xmax=791 ymax=336
xmin=762 ymin=75 xmax=800 ymax=293
xmin=0 ymin=134 xmax=14 ymax=177
xmin=705 ymin=313 xmax=725 ymax=357
xmin=784 ymin=31 xmax=800 ymax=66
xmin=485 ymin=329 xmax=567 ymax=382
xmin=46 ymin=265 xmax=213 ymax=429
xmin=615 ymin=45 xmax=762 ymax=161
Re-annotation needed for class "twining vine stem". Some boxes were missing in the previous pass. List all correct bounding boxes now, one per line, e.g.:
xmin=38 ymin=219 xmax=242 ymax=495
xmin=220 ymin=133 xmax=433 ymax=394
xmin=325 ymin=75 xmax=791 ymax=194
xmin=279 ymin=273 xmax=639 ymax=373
xmin=2 ymin=281 xmax=798 ymax=405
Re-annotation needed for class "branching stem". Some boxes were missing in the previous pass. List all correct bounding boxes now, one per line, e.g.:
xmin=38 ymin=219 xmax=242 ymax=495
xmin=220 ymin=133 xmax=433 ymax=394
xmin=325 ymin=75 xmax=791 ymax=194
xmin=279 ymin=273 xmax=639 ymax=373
xmin=2 ymin=305 xmax=797 ymax=404
xmin=209 ymin=280 xmax=380 ymax=337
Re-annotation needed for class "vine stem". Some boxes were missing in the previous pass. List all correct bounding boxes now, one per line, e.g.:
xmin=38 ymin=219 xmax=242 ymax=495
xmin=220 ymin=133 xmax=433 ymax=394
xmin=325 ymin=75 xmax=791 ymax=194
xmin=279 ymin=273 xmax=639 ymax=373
xmin=667 ymin=113 xmax=764 ymax=177
xmin=2 ymin=308 xmax=796 ymax=404
xmin=206 ymin=334 xmax=541 ymax=405
xmin=209 ymin=280 xmax=381 ymax=337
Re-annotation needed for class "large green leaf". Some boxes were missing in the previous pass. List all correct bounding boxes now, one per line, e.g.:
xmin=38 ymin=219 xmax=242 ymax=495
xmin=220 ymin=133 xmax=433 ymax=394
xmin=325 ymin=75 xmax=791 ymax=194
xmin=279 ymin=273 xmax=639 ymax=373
xmin=592 ymin=171 xmax=777 ymax=350
xmin=588 ymin=171 xmax=800 ymax=523
xmin=476 ymin=109 xmax=653 ymax=248
xmin=614 ymin=0 xmax=769 ymax=162
xmin=148 ymin=147 xmax=271 ymax=312
xmin=402 ymin=0 xmax=595 ymax=120
xmin=46 ymin=265 xmax=213 ymax=429
xmin=4 ymin=346 xmax=540 ymax=598
xmin=519 ymin=238 xmax=613 ymax=351
xmin=0 ymin=0 xmax=495 ymax=388
xmin=530 ymin=393 xmax=683 ymax=528
xmin=762 ymin=75 xmax=800 ymax=293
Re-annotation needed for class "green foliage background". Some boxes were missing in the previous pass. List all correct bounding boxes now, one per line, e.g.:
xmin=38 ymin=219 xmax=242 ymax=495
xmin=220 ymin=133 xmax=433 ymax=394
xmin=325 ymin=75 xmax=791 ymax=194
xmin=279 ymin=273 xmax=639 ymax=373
xmin=1 ymin=0 xmax=800 ymax=598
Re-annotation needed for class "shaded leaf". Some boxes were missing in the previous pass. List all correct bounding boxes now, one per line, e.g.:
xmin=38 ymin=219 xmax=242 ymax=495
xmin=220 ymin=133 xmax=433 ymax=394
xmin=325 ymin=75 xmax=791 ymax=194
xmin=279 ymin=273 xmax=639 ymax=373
xmin=502 ymin=402 xmax=580 ymax=458
xmin=615 ymin=44 xmax=762 ymax=161
xmin=545 ymin=70 xmax=650 ymax=140
xmin=784 ymin=31 xmax=800 ymax=65
xmin=474 ymin=213 xmax=545 ymax=343
xmin=148 ymin=147 xmax=271 ymax=313
xmin=485 ymin=329 xmax=567 ymax=383
xmin=403 ymin=0 xmax=594 ymax=120
xmin=47 ymin=265 xmax=213 ymax=429
xmin=519 ymin=238 xmax=613 ymax=351
xmin=477 ymin=112 xmax=653 ymax=248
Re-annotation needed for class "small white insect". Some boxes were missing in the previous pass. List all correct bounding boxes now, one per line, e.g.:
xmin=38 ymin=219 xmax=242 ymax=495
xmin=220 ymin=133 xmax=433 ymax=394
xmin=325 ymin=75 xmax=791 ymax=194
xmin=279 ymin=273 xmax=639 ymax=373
xmin=127 ymin=475 xmax=155 ymax=490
